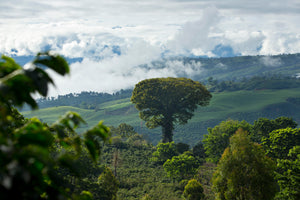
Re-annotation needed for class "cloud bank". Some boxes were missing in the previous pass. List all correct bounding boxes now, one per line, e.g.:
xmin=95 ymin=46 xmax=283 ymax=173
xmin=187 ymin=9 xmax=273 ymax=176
xmin=260 ymin=56 xmax=282 ymax=67
xmin=47 ymin=39 xmax=204 ymax=95
xmin=1 ymin=1 xmax=300 ymax=95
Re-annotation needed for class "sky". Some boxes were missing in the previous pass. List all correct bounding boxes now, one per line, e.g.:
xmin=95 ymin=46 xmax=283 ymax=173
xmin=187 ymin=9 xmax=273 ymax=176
xmin=1 ymin=0 xmax=300 ymax=95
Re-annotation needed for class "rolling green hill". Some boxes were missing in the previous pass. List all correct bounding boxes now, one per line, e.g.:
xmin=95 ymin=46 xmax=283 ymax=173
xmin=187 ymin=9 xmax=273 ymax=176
xmin=23 ymin=87 xmax=300 ymax=146
xmin=21 ymin=54 xmax=300 ymax=146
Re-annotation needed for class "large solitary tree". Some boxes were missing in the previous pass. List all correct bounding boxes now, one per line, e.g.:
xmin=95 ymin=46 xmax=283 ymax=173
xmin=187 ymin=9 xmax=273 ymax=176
xmin=131 ymin=77 xmax=211 ymax=143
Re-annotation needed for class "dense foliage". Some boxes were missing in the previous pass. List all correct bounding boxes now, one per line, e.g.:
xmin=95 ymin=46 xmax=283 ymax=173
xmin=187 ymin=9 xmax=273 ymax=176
xmin=151 ymin=142 xmax=178 ymax=164
xmin=275 ymin=146 xmax=300 ymax=200
xmin=262 ymin=128 xmax=300 ymax=160
xmin=203 ymin=119 xmax=252 ymax=163
xmin=131 ymin=77 xmax=212 ymax=142
xmin=0 ymin=53 xmax=111 ymax=199
xmin=163 ymin=152 xmax=199 ymax=181
xmin=251 ymin=117 xmax=297 ymax=143
xmin=262 ymin=128 xmax=300 ymax=199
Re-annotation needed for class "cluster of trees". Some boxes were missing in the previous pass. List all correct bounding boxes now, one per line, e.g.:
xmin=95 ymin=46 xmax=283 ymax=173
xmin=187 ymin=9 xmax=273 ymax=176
xmin=203 ymin=117 xmax=298 ymax=163
xmin=202 ymin=118 xmax=299 ymax=199
xmin=130 ymin=78 xmax=299 ymax=199
xmin=23 ymin=90 xmax=133 ymax=111
xmin=212 ymin=129 xmax=277 ymax=200
xmin=146 ymin=117 xmax=299 ymax=199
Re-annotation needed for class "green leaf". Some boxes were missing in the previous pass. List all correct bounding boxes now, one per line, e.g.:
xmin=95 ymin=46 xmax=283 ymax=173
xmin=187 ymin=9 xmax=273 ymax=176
xmin=0 ymin=70 xmax=38 ymax=108
xmin=33 ymin=52 xmax=70 ymax=75
xmin=73 ymin=136 xmax=82 ymax=156
xmin=83 ymin=121 xmax=110 ymax=162
xmin=85 ymin=121 xmax=110 ymax=142
xmin=24 ymin=67 xmax=54 ymax=96
xmin=0 ymin=55 xmax=22 ymax=77
xmin=84 ymin=139 xmax=97 ymax=162
xmin=0 ymin=53 xmax=69 ymax=109
xmin=53 ymin=112 xmax=86 ymax=133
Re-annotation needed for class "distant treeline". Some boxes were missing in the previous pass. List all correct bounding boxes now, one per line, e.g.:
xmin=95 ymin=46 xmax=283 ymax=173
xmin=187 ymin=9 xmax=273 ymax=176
xmin=206 ymin=75 xmax=300 ymax=92
xmin=24 ymin=75 xmax=299 ymax=111
xmin=164 ymin=53 xmax=300 ymax=81
xmin=22 ymin=89 xmax=133 ymax=111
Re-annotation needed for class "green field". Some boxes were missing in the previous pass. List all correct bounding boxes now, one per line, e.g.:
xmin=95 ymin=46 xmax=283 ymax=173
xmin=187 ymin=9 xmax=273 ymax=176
xmin=23 ymin=88 xmax=300 ymax=146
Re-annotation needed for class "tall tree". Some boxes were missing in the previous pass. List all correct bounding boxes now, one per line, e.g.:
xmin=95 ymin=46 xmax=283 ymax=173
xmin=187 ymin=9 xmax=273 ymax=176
xmin=212 ymin=129 xmax=277 ymax=200
xmin=131 ymin=77 xmax=211 ymax=142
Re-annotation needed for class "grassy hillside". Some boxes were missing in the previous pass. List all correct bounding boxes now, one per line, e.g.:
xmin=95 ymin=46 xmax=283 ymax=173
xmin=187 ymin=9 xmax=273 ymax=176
xmin=23 ymin=87 xmax=300 ymax=146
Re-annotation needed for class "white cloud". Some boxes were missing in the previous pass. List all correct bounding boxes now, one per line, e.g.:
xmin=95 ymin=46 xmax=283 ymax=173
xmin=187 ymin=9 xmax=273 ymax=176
xmin=163 ymin=60 xmax=203 ymax=77
xmin=46 ymin=39 xmax=205 ymax=96
xmin=46 ymin=39 xmax=163 ymax=95
xmin=167 ymin=6 xmax=221 ymax=55
xmin=1 ymin=1 xmax=300 ymax=58
xmin=228 ymin=31 xmax=266 ymax=55
xmin=260 ymin=31 xmax=300 ymax=55
xmin=1 ymin=0 xmax=300 ymax=94
xmin=260 ymin=56 xmax=282 ymax=67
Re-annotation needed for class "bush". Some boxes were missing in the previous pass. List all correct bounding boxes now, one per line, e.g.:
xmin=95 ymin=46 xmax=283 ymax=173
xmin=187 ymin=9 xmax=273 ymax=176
xmin=183 ymin=179 xmax=205 ymax=200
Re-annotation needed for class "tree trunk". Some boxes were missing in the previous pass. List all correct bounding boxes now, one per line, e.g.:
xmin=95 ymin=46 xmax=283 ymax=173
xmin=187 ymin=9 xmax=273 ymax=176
xmin=162 ymin=120 xmax=174 ymax=143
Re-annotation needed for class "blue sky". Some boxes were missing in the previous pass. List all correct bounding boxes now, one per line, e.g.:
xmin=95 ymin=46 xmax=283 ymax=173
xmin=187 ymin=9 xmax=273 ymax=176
xmin=1 ymin=0 xmax=300 ymax=95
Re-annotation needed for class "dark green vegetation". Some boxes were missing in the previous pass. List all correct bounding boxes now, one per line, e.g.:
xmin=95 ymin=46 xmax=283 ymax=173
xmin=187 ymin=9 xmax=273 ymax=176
xmin=183 ymin=179 xmax=205 ymax=200
xmin=87 ymin=118 xmax=300 ymax=200
xmin=2 ymin=53 xmax=300 ymax=199
xmin=131 ymin=77 xmax=212 ymax=143
xmin=203 ymin=120 xmax=252 ymax=163
xmin=0 ymin=53 xmax=110 ymax=199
